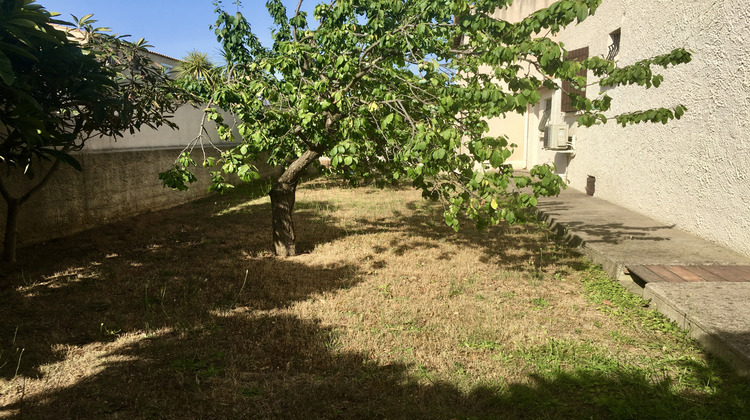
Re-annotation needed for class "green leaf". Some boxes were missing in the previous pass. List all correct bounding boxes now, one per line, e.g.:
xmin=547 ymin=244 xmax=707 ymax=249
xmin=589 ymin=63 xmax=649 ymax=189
xmin=576 ymin=6 xmax=588 ymax=22
xmin=489 ymin=149 xmax=505 ymax=168
xmin=0 ymin=50 xmax=15 ymax=86
xmin=382 ymin=113 xmax=394 ymax=129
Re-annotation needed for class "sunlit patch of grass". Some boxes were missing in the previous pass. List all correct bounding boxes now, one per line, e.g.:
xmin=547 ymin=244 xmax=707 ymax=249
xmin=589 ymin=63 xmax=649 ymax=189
xmin=1 ymin=328 xmax=172 ymax=416
xmin=214 ymin=195 xmax=270 ymax=217
xmin=16 ymin=266 xmax=101 ymax=297
xmin=0 ymin=179 xmax=748 ymax=418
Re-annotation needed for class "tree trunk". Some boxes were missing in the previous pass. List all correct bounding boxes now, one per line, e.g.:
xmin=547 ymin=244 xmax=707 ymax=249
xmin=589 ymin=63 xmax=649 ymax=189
xmin=270 ymin=181 xmax=297 ymax=257
xmin=0 ymin=157 xmax=63 ymax=266
xmin=3 ymin=198 xmax=19 ymax=263
xmin=267 ymin=149 xmax=322 ymax=256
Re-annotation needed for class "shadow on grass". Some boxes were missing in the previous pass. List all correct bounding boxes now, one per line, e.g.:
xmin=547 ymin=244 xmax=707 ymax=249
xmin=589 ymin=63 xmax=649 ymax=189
xmin=4 ymin=311 xmax=748 ymax=418
xmin=345 ymin=199 xmax=588 ymax=274
xmin=0 ymin=190 xmax=357 ymax=381
xmin=1 ymin=182 xmax=748 ymax=418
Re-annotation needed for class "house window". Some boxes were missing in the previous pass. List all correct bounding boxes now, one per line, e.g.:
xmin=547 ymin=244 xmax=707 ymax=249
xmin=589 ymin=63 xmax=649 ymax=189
xmin=561 ymin=46 xmax=589 ymax=113
xmin=607 ymin=29 xmax=621 ymax=61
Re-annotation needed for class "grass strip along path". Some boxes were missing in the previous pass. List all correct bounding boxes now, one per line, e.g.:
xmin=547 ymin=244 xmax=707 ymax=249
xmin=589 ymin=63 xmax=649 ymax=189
xmin=1 ymin=180 xmax=748 ymax=418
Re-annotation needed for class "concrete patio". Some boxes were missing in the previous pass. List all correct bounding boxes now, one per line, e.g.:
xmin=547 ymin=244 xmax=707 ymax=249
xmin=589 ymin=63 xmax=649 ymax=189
xmin=536 ymin=187 xmax=750 ymax=377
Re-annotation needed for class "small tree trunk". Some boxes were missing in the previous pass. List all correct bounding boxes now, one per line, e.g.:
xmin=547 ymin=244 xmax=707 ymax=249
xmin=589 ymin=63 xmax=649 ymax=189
xmin=270 ymin=181 xmax=297 ymax=257
xmin=3 ymin=198 xmax=20 ymax=263
xmin=267 ymin=148 xmax=322 ymax=256
xmin=0 ymin=158 xmax=62 ymax=266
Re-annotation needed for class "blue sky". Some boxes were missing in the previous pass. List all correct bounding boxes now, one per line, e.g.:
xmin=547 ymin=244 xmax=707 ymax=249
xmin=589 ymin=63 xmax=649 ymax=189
xmin=44 ymin=0 xmax=320 ymax=62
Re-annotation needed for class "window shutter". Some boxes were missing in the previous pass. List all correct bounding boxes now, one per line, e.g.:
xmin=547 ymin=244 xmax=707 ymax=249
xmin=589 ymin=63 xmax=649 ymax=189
xmin=452 ymin=15 xmax=464 ymax=49
xmin=561 ymin=46 xmax=589 ymax=113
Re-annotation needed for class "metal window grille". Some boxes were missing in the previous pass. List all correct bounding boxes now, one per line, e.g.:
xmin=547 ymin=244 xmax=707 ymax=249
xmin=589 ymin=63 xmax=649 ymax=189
xmin=606 ymin=30 xmax=621 ymax=61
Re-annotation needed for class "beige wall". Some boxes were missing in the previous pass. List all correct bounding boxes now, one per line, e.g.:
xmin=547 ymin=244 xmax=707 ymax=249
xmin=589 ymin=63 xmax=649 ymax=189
xmin=552 ymin=0 xmax=750 ymax=257
xmin=483 ymin=0 xmax=557 ymax=168
xmin=485 ymin=113 xmax=527 ymax=166
xmin=0 ymin=104 xmax=284 ymax=249
xmin=490 ymin=0 xmax=555 ymax=23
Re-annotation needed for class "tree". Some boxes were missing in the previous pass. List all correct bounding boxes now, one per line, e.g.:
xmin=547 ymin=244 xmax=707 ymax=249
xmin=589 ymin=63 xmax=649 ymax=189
xmin=0 ymin=0 xmax=180 ymax=263
xmin=173 ymin=50 xmax=220 ymax=98
xmin=162 ymin=0 xmax=691 ymax=257
xmin=176 ymin=50 xmax=217 ymax=81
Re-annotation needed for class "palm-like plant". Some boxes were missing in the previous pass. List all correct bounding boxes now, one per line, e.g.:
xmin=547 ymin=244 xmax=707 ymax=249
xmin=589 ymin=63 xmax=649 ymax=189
xmin=175 ymin=51 xmax=217 ymax=84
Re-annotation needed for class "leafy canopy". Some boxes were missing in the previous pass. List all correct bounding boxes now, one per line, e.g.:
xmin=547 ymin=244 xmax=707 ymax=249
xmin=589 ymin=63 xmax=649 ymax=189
xmin=0 ymin=0 xmax=180 ymax=175
xmin=165 ymin=0 xmax=690 ymax=230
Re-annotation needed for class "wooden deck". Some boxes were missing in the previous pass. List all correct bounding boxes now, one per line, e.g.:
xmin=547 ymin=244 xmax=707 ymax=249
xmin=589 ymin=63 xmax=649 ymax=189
xmin=627 ymin=265 xmax=750 ymax=284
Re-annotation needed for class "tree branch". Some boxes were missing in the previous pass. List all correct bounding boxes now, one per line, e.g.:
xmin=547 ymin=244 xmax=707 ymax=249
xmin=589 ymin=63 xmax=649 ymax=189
xmin=0 ymin=175 xmax=14 ymax=204
xmin=293 ymin=0 xmax=304 ymax=42
xmin=19 ymin=158 xmax=63 ymax=205
xmin=277 ymin=148 xmax=321 ymax=185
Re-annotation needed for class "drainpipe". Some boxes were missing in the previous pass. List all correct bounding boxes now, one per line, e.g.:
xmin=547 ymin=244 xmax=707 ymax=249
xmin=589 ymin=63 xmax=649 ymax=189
xmin=522 ymin=104 xmax=530 ymax=169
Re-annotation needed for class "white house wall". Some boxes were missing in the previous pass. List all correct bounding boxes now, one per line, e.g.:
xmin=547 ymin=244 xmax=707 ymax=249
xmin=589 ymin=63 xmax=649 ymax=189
xmin=83 ymin=105 xmax=228 ymax=152
xmin=555 ymin=0 xmax=750 ymax=257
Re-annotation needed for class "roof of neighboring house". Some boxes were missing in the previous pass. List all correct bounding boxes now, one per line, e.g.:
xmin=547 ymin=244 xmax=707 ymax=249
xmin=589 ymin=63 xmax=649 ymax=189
xmin=49 ymin=23 xmax=181 ymax=64
xmin=146 ymin=50 xmax=180 ymax=64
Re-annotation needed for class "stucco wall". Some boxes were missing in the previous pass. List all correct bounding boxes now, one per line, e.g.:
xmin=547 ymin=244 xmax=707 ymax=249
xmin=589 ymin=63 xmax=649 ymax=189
xmin=555 ymin=0 xmax=750 ymax=257
xmin=490 ymin=0 xmax=555 ymax=22
xmin=84 ymin=104 xmax=222 ymax=152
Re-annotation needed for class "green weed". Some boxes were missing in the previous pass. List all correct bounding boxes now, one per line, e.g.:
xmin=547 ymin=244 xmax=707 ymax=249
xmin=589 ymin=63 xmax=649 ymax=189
xmin=529 ymin=297 xmax=550 ymax=309
xmin=461 ymin=338 xmax=501 ymax=351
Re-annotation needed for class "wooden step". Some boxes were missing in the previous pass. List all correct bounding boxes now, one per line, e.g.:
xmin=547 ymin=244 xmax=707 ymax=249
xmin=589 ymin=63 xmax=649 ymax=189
xmin=627 ymin=265 xmax=750 ymax=284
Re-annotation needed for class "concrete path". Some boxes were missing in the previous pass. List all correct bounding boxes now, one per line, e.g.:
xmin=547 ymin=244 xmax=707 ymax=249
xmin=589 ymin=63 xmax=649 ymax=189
xmin=536 ymin=188 xmax=750 ymax=377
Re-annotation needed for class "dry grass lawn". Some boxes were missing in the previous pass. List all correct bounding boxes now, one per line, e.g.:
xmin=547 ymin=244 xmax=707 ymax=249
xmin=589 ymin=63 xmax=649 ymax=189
xmin=0 ymin=179 xmax=748 ymax=419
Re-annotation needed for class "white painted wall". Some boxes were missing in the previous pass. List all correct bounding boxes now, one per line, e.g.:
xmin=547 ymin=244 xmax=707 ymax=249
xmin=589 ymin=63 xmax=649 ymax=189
xmin=83 ymin=104 xmax=230 ymax=152
xmin=554 ymin=0 xmax=750 ymax=257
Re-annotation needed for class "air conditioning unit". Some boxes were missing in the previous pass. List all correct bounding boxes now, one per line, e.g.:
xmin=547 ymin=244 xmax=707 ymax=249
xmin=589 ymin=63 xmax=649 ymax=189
xmin=544 ymin=124 xmax=569 ymax=150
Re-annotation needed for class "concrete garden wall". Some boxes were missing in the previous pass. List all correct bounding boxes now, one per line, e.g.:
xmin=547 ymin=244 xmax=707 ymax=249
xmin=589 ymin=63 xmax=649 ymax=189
xmin=0 ymin=105 xmax=282 ymax=249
